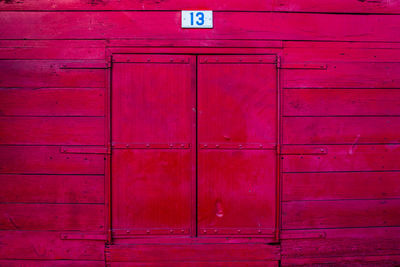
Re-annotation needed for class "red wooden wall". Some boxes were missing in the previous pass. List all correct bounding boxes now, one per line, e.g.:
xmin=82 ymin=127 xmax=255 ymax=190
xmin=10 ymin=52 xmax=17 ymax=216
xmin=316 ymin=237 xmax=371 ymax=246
xmin=1 ymin=0 xmax=400 ymax=266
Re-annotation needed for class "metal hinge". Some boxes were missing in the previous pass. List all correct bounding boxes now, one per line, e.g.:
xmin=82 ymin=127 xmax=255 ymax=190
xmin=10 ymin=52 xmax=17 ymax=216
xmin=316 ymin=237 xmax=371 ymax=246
xmin=60 ymin=233 xmax=107 ymax=241
xmin=60 ymin=146 xmax=110 ymax=154
xmin=280 ymin=63 xmax=327 ymax=70
xmin=281 ymin=145 xmax=328 ymax=155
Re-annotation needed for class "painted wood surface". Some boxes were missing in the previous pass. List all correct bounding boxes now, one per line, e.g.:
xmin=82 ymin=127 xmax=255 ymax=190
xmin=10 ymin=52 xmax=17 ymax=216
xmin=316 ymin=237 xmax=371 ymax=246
xmin=283 ymin=172 xmax=400 ymax=201
xmin=284 ymin=89 xmax=400 ymax=116
xmin=283 ymin=144 xmax=400 ymax=172
xmin=0 ymin=174 xmax=104 ymax=203
xmin=283 ymin=117 xmax=400 ymax=144
xmin=283 ymin=199 xmax=400 ymax=229
xmin=1 ymin=0 xmax=400 ymax=13
xmin=0 ymin=204 xmax=104 ymax=231
xmin=0 ymin=40 xmax=106 ymax=60
xmin=281 ymin=227 xmax=400 ymax=258
xmin=1 ymin=1 xmax=400 ymax=265
xmin=0 ymin=117 xmax=104 ymax=145
xmin=0 ymin=88 xmax=105 ymax=116
xmin=0 ymin=146 xmax=105 ymax=174
xmin=1 ymin=12 xmax=400 ymax=42
xmin=106 ymin=243 xmax=280 ymax=262
xmin=0 ymin=260 xmax=104 ymax=267
xmin=0 ymin=60 xmax=105 ymax=88
xmin=282 ymin=256 xmax=400 ymax=267
xmin=0 ymin=231 xmax=104 ymax=260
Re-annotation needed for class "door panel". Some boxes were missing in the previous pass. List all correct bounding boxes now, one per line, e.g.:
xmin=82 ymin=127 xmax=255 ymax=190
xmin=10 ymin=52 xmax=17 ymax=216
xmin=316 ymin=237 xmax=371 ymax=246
xmin=112 ymin=55 xmax=193 ymax=145
xmin=197 ymin=55 xmax=277 ymax=236
xmin=198 ymin=150 xmax=277 ymax=235
xmin=198 ymin=55 xmax=277 ymax=146
xmin=111 ymin=54 xmax=196 ymax=237
xmin=112 ymin=149 xmax=192 ymax=235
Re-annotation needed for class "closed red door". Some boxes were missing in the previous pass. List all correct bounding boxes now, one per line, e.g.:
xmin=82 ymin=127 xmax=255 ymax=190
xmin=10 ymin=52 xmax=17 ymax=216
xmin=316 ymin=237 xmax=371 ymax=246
xmin=111 ymin=54 xmax=277 ymax=239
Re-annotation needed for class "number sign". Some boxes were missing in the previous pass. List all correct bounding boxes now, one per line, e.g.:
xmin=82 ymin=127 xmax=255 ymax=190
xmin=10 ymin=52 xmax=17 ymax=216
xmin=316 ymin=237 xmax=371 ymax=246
xmin=181 ymin=11 xmax=213 ymax=29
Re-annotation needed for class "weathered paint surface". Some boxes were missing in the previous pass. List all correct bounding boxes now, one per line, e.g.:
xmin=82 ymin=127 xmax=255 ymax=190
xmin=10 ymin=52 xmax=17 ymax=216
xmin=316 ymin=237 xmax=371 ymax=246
xmin=0 ymin=1 xmax=400 ymax=266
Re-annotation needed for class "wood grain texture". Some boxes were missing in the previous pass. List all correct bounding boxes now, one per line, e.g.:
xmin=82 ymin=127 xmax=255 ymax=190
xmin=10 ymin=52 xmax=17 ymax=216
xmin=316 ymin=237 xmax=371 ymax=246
xmin=282 ymin=255 xmax=400 ymax=267
xmin=0 ymin=117 xmax=105 ymax=145
xmin=283 ymin=145 xmax=400 ymax=172
xmin=283 ymin=63 xmax=400 ymax=88
xmin=283 ymin=117 xmax=400 ymax=145
xmin=283 ymin=45 xmax=400 ymax=63
xmin=1 ymin=0 xmax=399 ymax=13
xmin=0 ymin=204 xmax=104 ymax=231
xmin=112 ymin=149 xmax=192 ymax=234
xmin=0 ymin=40 xmax=106 ymax=60
xmin=0 ymin=88 xmax=105 ymax=116
xmin=282 ymin=199 xmax=400 ymax=229
xmin=107 ymin=243 xmax=280 ymax=262
xmin=281 ymin=227 xmax=400 ymax=258
xmin=0 ymin=60 xmax=105 ymax=88
xmin=1 ymin=12 xmax=400 ymax=42
xmin=283 ymin=172 xmax=400 ymax=201
xmin=0 ymin=146 xmax=105 ymax=175
xmin=0 ymin=174 xmax=104 ymax=203
xmin=284 ymin=89 xmax=400 ymax=116
xmin=1 ymin=2 xmax=400 ymax=264
xmin=107 ymin=262 xmax=278 ymax=267
xmin=0 ymin=260 xmax=104 ymax=267
xmin=0 ymin=231 xmax=104 ymax=260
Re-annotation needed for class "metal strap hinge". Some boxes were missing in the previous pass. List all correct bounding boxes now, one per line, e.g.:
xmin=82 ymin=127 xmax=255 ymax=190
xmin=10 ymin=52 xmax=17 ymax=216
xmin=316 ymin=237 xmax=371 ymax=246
xmin=60 ymin=62 xmax=108 ymax=69
xmin=281 ymin=146 xmax=328 ymax=155
xmin=280 ymin=63 xmax=327 ymax=70
xmin=60 ymin=146 xmax=110 ymax=154
xmin=60 ymin=233 xmax=107 ymax=241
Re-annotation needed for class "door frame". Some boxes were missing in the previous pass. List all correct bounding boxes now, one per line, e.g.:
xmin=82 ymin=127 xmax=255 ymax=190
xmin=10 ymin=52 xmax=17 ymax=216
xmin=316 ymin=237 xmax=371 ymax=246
xmin=104 ymin=44 xmax=283 ymax=245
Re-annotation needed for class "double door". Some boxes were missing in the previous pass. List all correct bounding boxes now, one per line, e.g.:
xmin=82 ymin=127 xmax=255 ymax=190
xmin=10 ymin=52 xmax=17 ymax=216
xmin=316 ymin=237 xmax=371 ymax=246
xmin=111 ymin=54 xmax=278 ymax=239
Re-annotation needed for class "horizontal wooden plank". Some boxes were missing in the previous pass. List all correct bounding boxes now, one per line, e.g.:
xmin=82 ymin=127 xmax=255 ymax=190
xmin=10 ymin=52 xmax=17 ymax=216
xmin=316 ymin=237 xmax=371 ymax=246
xmin=283 ymin=145 xmax=400 ymax=172
xmin=0 ymin=40 xmax=106 ymax=60
xmin=283 ymin=117 xmax=400 ymax=145
xmin=0 ymin=60 xmax=105 ymax=88
xmin=0 ymin=231 xmax=104 ymax=260
xmin=283 ymin=63 xmax=400 ymax=88
xmin=0 ymin=204 xmax=104 ymax=231
xmin=108 ymin=262 xmax=278 ymax=267
xmin=282 ymin=199 xmax=400 ymax=229
xmin=282 ymin=255 xmax=400 ymax=267
xmin=281 ymin=227 xmax=400 ymax=258
xmin=0 ymin=260 xmax=104 ymax=267
xmin=285 ymin=41 xmax=400 ymax=49
xmin=61 ymin=146 xmax=108 ymax=154
xmin=283 ymin=89 xmax=400 ymax=116
xmin=1 ymin=12 xmax=400 ymax=42
xmin=1 ymin=0 xmax=400 ymax=13
xmin=0 ymin=174 xmax=104 ymax=203
xmin=283 ymin=172 xmax=400 ymax=201
xmin=0 ymin=88 xmax=105 ymax=116
xmin=0 ymin=146 xmax=105 ymax=174
xmin=107 ymin=243 xmax=280 ymax=262
xmin=283 ymin=47 xmax=400 ymax=62
xmin=108 ymin=39 xmax=283 ymax=48
xmin=0 ymin=117 xmax=105 ymax=145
